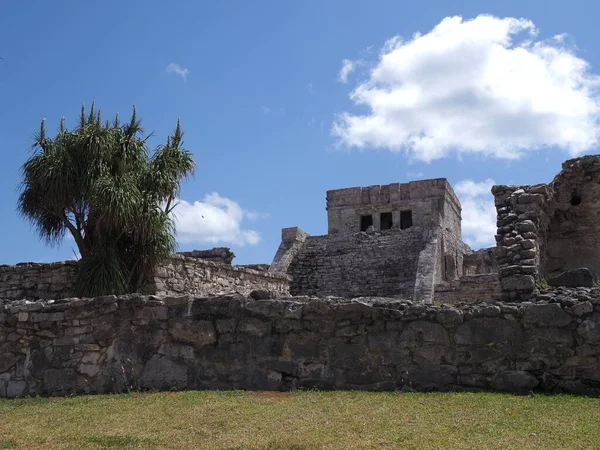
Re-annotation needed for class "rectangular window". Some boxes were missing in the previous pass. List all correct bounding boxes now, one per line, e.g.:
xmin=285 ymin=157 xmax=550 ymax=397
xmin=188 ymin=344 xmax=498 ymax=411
xmin=400 ymin=210 xmax=413 ymax=230
xmin=360 ymin=215 xmax=373 ymax=232
xmin=380 ymin=212 xmax=393 ymax=230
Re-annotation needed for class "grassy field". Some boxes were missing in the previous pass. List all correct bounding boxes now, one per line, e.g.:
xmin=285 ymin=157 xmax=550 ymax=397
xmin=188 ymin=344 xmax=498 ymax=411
xmin=1 ymin=390 xmax=599 ymax=449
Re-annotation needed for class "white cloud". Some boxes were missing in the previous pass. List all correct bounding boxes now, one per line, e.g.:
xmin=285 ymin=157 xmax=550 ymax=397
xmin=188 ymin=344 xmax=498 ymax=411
xmin=406 ymin=171 xmax=424 ymax=178
xmin=262 ymin=106 xmax=285 ymax=116
xmin=306 ymin=82 xmax=314 ymax=94
xmin=455 ymin=178 xmax=497 ymax=248
xmin=166 ymin=63 xmax=190 ymax=80
xmin=171 ymin=193 xmax=262 ymax=246
xmin=333 ymin=15 xmax=600 ymax=161
xmin=245 ymin=210 xmax=270 ymax=220
xmin=338 ymin=59 xmax=357 ymax=83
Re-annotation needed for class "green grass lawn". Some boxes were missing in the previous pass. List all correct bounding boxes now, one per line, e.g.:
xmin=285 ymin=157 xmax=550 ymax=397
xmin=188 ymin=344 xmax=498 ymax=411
xmin=1 ymin=390 xmax=599 ymax=449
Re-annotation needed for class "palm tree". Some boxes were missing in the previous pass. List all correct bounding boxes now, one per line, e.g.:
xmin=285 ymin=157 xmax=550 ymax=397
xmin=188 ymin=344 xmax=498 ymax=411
xmin=18 ymin=104 xmax=195 ymax=296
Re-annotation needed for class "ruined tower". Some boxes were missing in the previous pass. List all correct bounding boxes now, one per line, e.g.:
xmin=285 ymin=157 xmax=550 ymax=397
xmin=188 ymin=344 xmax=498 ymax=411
xmin=270 ymin=178 xmax=466 ymax=303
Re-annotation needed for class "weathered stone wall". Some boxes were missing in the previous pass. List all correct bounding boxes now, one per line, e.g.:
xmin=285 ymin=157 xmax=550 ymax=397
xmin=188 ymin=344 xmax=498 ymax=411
xmin=0 ymin=256 xmax=289 ymax=301
xmin=463 ymin=248 xmax=498 ymax=276
xmin=2 ymin=288 xmax=600 ymax=398
xmin=150 ymin=255 xmax=291 ymax=296
xmin=326 ymin=179 xmax=459 ymax=235
xmin=177 ymin=248 xmax=236 ymax=265
xmin=0 ymin=262 xmax=77 ymax=300
xmin=236 ymin=264 xmax=270 ymax=272
xmin=439 ymin=189 xmax=465 ymax=282
xmin=286 ymin=227 xmax=428 ymax=299
xmin=545 ymin=156 xmax=600 ymax=278
xmin=492 ymin=184 xmax=552 ymax=300
xmin=269 ymin=227 xmax=309 ymax=275
xmin=434 ymin=274 xmax=501 ymax=304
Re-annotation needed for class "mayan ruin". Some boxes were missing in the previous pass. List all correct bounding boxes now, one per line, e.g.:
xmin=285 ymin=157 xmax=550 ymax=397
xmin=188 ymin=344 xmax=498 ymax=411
xmin=0 ymin=154 xmax=598 ymax=400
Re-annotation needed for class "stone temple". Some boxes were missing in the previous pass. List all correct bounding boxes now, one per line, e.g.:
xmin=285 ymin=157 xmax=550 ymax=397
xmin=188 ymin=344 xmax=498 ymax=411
xmin=269 ymin=155 xmax=600 ymax=303
xmin=269 ymin=178 xmax=495 ymax=303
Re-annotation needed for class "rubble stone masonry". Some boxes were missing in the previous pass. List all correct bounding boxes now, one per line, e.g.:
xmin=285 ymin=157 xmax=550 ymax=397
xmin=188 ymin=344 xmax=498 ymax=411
xmin=0 ymin=256 xmax=290 ymax=301
xmin=2 ymin=287 xmax=600 ymax=398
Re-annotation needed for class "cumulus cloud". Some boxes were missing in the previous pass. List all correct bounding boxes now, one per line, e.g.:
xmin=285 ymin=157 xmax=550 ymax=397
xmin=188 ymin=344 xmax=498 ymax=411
xmin=455 ymin=179 xmax=497 ymax=248
xmin=338 ymin=59 xmax=357 ymax=83
xmin=171 ymin=193 xmax=264 ymax=246
xmin=166 ymin=63 xmax=190 ymax=80
xmin=333 ymin=15 xmax=600 ymax=161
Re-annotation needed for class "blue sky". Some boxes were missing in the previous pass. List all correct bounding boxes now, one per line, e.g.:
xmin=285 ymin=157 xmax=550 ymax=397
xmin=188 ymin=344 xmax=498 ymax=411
xmin=1 ymin=0 xmax=600 ymax=265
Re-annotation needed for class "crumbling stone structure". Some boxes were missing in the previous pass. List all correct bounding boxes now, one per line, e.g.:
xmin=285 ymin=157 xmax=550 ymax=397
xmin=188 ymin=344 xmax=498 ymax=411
xmin=493 ymin=155 xmax=600 ymax=300
xmin=270 ymin=179 xmax=495 ymax=303
xmin=177 ymin=247 xmax=235 ymax=265
xmin=2 ymin=288 xmax=600 ymax=398
xmin=0 ymin=255 xmax=289 ymax=301
xmin=0 ymin=261 xmax=77 ymax=300
xmin=3 ymin=155 xmax=600 ymax=398
xmin=150 ymin=255 xmax=289 ymax=296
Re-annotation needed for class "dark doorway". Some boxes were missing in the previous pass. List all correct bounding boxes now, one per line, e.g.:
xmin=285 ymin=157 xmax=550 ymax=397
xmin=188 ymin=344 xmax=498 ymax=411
xmin=400 ymin=210 xmax=413 ymax=230
xmin=380 ymin=212 xmax=393 ymax=230
xmin=360 ymin=215 xmax=373 ymax=231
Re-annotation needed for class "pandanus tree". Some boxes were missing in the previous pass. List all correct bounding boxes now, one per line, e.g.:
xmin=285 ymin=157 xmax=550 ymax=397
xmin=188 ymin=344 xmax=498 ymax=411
xmin=18 ymin=104 xmax=195 ymax=296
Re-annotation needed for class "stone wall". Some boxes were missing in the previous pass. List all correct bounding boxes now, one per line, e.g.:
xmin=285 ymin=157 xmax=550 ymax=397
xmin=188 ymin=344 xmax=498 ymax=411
xmin=434 ymin=274 xmax=501 ymax=304
xmin=2 ymin=288 xmax=600 ymax=398
xmin=463 ymin=248 xmax=498 ymax=276
xmin=326 ymin=179 xmax=460 ymax=236
xmin=285 ymin=227 xmax=428 ymax=299
xmin=0 ymin=256 xmax=290 ymax=301
xmin=545 ymin=156 xmax=600 ymax=278
xmin=149 ymin=255 xmax=291 ymax=296
xmin=177 ymin=248 xmax=235 ymax=265
xmin=492 ymin=155 xmax=600 ymax=301
xmin=492 ymin=184 xmax=552 ymax=300
xmin=0 ymin=262 xmax=76 ymax=300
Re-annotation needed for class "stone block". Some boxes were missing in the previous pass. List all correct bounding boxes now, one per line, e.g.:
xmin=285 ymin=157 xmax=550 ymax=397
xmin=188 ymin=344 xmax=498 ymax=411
xmin=134 ymin=307 xmax=168 ymax=321
xmin=0 ymin=353 xmax=17 ymax=372
xmin=399 ymin=321 xmax=449 ymax=347
xmin=170 ymin=320 xmax=216 ymax=347
xmin=30 ymin=312 xmax=65 ymax=323
xmin=578 ymin=313 xmax=600 ymax=342
xmin=500 ymin=275 xmax=535 ymax=293
xmin=455 ymin=318 xmax=522 ymax=346
xmin=239 ymin=319 xmax=271 ymax=337
xmin=140 ymin=356 xmax=188 ymax=389
xmin=522 ymin=304 xmax=572 ymax=328
xmin=572 ymin=301 xmax=593 ymax=317
xmin=6 ymin=380 xmax=26 ymax=398
xmin=515 ymin=220 xmax=536 ymax=232
xmin=547 ymin=268 xmax=594 ymax=288
xmin=78 ymin=364 xmax=100 ymax=378
xmin=490 ymin=370 xmax=539 ymax=393
xmin=436 ymin=308 xmax=463 ymax=327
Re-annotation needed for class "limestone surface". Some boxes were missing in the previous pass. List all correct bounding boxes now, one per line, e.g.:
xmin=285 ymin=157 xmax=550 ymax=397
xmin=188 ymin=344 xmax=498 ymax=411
xmin=2 ymin=288 xmax=600 ymax=398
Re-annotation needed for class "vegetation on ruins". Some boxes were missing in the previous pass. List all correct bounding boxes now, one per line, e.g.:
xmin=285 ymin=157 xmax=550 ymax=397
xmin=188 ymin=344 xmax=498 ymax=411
xmin=17 ymin=104 xmax=195 ymax=296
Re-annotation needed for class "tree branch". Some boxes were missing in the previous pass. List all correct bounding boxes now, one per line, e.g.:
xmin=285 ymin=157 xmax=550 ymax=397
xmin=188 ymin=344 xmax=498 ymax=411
xmin=59 ymin=210 xmax=89 ymax=258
